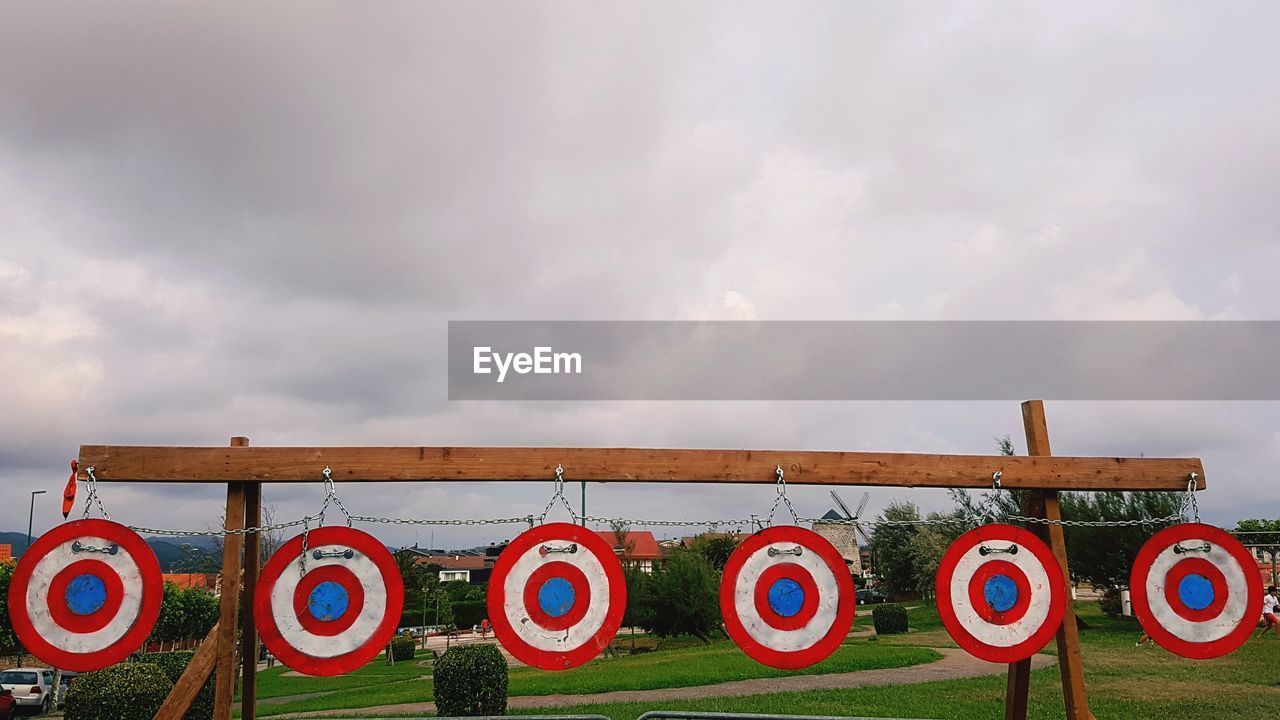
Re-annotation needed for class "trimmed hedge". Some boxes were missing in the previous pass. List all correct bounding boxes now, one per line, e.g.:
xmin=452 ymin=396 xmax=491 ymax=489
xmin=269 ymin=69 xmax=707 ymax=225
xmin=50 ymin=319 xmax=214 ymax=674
xmin=65 ymin=663 xmax=173 ymax=720
xmin=390 ymin=633 xmax=416 ymax=661
xmin=451 ymin=599 xmax=488 ymax=629
xmin=139 ymin=651 xmax=213 ymax=720
xmin=433 ymin=644 xmax=508 ymax=716
xmin=872 ymin=603 xmax=909 ymax=635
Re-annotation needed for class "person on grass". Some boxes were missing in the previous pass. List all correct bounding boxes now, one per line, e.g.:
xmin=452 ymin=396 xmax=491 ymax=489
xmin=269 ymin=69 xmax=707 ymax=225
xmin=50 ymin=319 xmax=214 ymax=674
xmin=1256 ymin=585 xmax=1278 ymax=639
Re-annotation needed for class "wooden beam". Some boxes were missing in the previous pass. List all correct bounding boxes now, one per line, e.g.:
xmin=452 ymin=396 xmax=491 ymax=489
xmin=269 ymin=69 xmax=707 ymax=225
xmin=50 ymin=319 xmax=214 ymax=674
xmin=213 ymin=437 xmax=249 ymax=720
xmin=1022 ymin=403 xmax=1095 ymax=720
xmin=1004 ymin=401 xmax=1095 ymax=720
xmin=154 ymin=622 xmax=220 ymax=720
xmin=76 ymin=445 xmax=1204 ymax=491
xmin=241 ymin=480 xmax=262 ymax=720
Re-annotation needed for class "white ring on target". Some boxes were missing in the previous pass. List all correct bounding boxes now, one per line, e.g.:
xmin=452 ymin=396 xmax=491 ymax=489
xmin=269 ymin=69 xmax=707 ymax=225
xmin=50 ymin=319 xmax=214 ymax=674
xmin=24 ymin=535 xmax=143 ymax=654
xmin=268 ymin=544 xmax=388 ymax=658
xmin=946 ymin=542 xmax=1051 ymax=648
xmin=1144 ymin=537 xmax=1249 ymax=644
xmin=501 ymin=543 xmax=609 ymax=653
xmin=731 ymin=542 xmax=840 ymax=653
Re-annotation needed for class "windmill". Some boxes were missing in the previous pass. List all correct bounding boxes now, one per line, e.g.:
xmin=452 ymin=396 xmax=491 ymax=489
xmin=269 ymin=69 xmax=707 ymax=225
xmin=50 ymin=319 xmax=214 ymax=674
xmin=830 ymin=490 xmax=874 ymax=576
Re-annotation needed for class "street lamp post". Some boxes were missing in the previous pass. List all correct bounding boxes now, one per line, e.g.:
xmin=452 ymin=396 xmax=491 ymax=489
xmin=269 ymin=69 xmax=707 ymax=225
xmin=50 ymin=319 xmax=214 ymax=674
xmin=26 ymin=490 xmax=46 ymax=556
xmin=20 ymin=490 xmax=46 ymax=666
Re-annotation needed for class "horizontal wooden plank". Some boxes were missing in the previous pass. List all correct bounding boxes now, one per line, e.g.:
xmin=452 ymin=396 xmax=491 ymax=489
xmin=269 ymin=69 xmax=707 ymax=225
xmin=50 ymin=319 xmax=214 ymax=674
xmin=76 ymin=445 xmax=1205 ymax=491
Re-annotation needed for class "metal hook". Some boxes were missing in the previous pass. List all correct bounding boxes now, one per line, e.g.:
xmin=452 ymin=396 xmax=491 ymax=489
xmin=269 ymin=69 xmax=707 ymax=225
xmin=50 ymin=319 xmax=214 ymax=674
xmin=767 ymin=546 xmax=803 ymax=557
xmin=312 ymin=548 xmax=355 ymax=560
xmin=1173 ymin=542 xmax=1211 ymax=555
xmin=992 ymin=470 xmax=1003 ymax=490
xmin=979 ymin=544 xmax=1018 ymax=556
xmin=72 ymin=541 xmax=119 ymax=555
xmin=539 ymin=543 xmax=578 ymax=555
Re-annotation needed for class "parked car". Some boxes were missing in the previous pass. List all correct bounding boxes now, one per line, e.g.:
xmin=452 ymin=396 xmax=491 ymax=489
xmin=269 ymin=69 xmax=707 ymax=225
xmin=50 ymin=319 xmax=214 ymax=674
xmin=0 ymin=687 xmax=16 ymax=720
xmin=56 ymin=671 xmax=77 ymax=709
xmin=856 ymin=588 xmax=886 ymax=604
xmin=0 ymin=668 xmax=54 ymax=716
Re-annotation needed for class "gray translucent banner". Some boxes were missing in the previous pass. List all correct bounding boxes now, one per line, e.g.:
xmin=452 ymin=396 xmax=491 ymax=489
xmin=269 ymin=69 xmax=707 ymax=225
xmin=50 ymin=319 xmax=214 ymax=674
xmin=447 ymin=321 xmax=1280 ymax=400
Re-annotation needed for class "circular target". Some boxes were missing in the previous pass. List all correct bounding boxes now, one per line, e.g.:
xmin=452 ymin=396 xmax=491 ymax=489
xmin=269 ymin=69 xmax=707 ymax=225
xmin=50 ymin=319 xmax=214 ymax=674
xmin=255 ymin=526 xmax=404 ymax=676
xmin=487 ymin=522 xmax=626 ymax=670
xmin=936 ymin=523 xmax=1066 ymax=663
xmin=7 ymin=519 xmax=163 ymax=671
xmin=1130 ymin=523 xmax=1261 ymax=659
xmin=720 ymin=526 xmax=856 ymax=669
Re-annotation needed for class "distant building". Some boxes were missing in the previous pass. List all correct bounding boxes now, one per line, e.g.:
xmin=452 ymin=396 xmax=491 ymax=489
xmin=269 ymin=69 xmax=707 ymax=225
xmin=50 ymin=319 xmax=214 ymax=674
xmin=595 ymin=530 xmax=663 ymax=573
xmin=0 ymin=544 xmax=11 ymax=563
xmin=162 ymin=573 xmax=220 ymax=595
xmin=811 ymin=510 xmax=864 ymax=576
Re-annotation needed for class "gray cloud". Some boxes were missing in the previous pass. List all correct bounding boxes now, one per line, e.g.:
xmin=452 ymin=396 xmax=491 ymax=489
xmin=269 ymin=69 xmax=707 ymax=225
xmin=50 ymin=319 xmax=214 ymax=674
xmin=1 ymin=2 xmax=1278 ymax=548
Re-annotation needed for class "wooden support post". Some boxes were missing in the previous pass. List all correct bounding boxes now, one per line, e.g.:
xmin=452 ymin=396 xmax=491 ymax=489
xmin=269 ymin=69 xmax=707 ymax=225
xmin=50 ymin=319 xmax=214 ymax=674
xmin=1004 ymin=401 xmax=1094 ymax=720
xmin=155 ymin=623 xmax=221 ymax=720
xmin=213 ymin=437 xmax=249 ymax=720
xmin=241 ymin=480 xmax=262 ymax=720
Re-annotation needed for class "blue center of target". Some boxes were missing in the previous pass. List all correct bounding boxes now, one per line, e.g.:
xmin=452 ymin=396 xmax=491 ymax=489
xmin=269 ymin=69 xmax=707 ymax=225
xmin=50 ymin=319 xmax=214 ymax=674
xmin=767 ymin=578 xmax=805 ymax=617
xmin=307 ymin=581 xmax=350 ymax=622
xmin=537 ymin=577 xmax=576 ymax=618
xmin=64 ymin=574 xmax=107 ymax=616
xmin=983 ymin=574 xmax=1019 ymax=613
xmin=1178 ymin=573 xmax=1215 ymax=611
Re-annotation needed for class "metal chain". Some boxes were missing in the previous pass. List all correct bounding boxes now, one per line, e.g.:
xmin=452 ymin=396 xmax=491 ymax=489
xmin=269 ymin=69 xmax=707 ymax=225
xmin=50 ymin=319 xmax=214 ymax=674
xmin=766 ymin=466 xmax=800 ymax=526
xmin=575 ymin=514 xmax=755 ymax=529
xmin=82 ymin=467 xmax=112 ymax=520
xmin=535 ymin=464 xmax=577 ymax=524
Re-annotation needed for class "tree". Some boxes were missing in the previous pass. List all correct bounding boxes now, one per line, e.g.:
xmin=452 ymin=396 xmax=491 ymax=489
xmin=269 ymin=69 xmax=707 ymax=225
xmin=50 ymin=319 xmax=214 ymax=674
xmin=689 ymin=535 xmax=739 ymax=571
xmin=633 ymin=549 xmax=720 ymax=643
xmin=0 ymin=562 xmax=18 ymax=652
xmin=868 ymin=501 xmax=921 ymax=597
xmin=1057 ymin=491 xmax=1184 ymax=588
xmin=1236 ymin=518 xmax=1280 ymax=586
xmin=907 ymin=511 xmax=966 ymax=598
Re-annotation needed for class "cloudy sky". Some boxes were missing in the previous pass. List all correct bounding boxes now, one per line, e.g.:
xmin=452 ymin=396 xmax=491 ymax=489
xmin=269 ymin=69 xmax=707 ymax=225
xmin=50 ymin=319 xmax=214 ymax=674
xmin=2 ymin=2 xmax=1278 ymax=550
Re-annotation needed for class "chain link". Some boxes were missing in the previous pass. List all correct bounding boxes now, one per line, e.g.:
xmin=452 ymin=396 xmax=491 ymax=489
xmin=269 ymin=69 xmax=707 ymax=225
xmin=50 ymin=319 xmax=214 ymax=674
xmin=82 ymin=467 xmax=112 ymax=520
xmin=766 ymin=465 xmax=800 ymax=526
xmin=575 ymin=514 xmax=755 ymax=529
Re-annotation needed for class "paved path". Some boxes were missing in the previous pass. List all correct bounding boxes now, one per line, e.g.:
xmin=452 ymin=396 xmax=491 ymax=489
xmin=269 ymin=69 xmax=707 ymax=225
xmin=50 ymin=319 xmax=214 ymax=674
xmin=274 ymin=648 xmax=1057 ymax=718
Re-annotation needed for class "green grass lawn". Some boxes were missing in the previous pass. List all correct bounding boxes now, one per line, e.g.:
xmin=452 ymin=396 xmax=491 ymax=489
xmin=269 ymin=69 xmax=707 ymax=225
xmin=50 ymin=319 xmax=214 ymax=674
xmin=240 ymin=638 xmax=937 ymax=717
xmin=238 ymin=603 xmax=1280 ymax=718
xmin=508 ymin=603 xmax=1280 ymax=720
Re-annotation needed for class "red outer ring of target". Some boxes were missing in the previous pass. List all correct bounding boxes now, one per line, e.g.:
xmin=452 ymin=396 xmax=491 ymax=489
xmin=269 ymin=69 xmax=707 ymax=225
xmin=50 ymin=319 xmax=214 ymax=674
xmin=6 ymin=519 xmax=163 ymax=672
xmin=935 ymin=524 xmax=1066 ymax=664
xmin=967 ymin=560 xmax=1032 ymax=626
xmin=292 ymin=564 xmax=367 ymax=637
xmin=1162 ymin=557 xmax=1227 ymax=624
xmin=753 ymin=563 xmax=820 ymax=632
xmin=486 ymin=522 xmax=626 ymax=671
xmin=720 ymin=525 xmax=856 ymax=670
xmin=47 ymin=559 xmax=125 ymax=634
xmin=523 ymin=561 xmax=592 ymax=632
xmin=255 ymin=526 xmax=404 ymax=677
xmin=1130 ymin=523 xmax=1261 ymax=660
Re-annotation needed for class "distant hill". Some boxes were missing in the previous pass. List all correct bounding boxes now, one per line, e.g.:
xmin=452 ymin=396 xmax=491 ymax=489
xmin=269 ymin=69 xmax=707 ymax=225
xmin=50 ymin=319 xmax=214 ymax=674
xmin=1 ymin=530 xmax=221 ymax=572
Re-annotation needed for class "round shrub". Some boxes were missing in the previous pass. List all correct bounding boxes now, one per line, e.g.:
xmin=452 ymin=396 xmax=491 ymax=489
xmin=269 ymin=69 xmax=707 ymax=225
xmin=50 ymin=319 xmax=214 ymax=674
xmin=872 ymin=603 xmax=909 ymax=635
xmin=139 ymin=651 xmax=213 ymax=720
xmin=390 ymin=632 xmax=416 ymax=661
xmin=433 ymin=644 xmax=508 ymax=716
xmin=65 ymin=662 xmax=173 ymax=720
xmin=1099 ymin=586 xmax=1123 ymax=618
